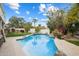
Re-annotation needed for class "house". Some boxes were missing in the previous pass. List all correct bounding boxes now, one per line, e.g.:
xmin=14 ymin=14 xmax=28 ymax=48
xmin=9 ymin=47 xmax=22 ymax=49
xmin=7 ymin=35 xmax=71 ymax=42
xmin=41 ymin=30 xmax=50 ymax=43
xmin=39 ymin=26 xmax=50 ymax=34
xmin=29 ymin=26 xmax=50 ymax=34
xmin=29 ymin=28 xmax=35 ymax=33
xmin=0 ymin=4 xmax=6 ymax=47
xmin=9 ymin=27 xmax=25 ymax=33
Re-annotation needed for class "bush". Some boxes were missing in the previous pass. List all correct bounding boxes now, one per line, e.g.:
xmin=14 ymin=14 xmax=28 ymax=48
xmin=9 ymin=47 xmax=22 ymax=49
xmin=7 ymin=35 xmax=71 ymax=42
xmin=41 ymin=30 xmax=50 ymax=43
xmin=52 ymin=29 xmax=62 ymax=39
xmin=35 ymin=27 xmax=40 ymax=33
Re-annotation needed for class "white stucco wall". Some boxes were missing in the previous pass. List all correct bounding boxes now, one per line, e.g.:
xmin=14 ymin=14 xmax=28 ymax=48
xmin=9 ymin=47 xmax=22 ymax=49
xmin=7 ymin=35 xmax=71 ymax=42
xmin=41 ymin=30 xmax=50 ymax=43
xmin=29 ymin=28 xmax=35 ymax=33
xmin=29 ymin=28 xmax=50 ymax=34
xmin=40 ymin=28 xmax=50 ymax=34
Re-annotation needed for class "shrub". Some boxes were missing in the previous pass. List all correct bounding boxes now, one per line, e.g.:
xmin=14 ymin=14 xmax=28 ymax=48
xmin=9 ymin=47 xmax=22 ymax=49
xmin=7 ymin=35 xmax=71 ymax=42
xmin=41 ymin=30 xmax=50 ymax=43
xmin=35 ymin=27 xmax=40 ymax=33
xmin=52 ymin=29 xmax=62 ymax=39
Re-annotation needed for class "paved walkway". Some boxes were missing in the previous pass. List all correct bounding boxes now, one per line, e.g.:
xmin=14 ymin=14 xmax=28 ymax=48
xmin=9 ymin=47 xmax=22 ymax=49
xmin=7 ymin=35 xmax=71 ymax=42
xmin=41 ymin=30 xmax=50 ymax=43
xmin=54 ymin=38 xmax=79 ymax=56
xmin=0 ymin=36 xmax=26 ymax=56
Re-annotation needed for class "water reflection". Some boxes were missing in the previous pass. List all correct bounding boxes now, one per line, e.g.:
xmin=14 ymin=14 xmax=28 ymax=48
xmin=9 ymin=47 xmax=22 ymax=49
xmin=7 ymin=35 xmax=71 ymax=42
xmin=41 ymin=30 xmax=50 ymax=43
xmin=17 ymin=34 xmax=58 ymax=56
xmin=46 ymin=38 xmax=58 ymax=55
xmin=32 ymin=35 xmax=38 ymax=47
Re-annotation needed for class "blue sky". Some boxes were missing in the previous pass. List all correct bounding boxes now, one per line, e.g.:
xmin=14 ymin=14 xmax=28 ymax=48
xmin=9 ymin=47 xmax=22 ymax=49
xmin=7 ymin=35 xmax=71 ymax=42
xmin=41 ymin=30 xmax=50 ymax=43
xmin=3 ymin=3 xmax=71 ymax=27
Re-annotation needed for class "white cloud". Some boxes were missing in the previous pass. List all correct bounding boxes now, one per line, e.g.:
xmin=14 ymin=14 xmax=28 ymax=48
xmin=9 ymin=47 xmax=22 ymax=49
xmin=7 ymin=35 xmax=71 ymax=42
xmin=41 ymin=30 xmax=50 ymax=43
xmin=40 ymin=19 xmax=48 ymax=22
xmin=28 ymin=17 xmax=32 ymax=20
xmin=48 ymin=6 xmax=59 ymax=12
xmin=39 ymin=4 xmax=59 ymax=17
xmin=15 ymin=11 xmax=20 ymax=14
xmin=8 ymin=3 xmax=20 ymax=10
xmin=39 ymin=4 xmax=46 ymax=12
xmin=8 ymin=3 xmax=20 ymax=14
xmin=26 ymin=11 xmax=30 ymax=15
xmin=35 ymin=17 xmax=38 ymax=19
xmin=47 ymin=4 xmax=52 ymax=7
xmin=43 ymin=13 xmax=48 ymax=16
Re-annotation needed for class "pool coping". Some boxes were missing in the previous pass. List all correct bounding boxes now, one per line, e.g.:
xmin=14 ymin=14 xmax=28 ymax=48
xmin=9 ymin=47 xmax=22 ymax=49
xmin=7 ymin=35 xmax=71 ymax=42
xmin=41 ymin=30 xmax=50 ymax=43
xmin=16 ymin=33 xmax=54 ymax=41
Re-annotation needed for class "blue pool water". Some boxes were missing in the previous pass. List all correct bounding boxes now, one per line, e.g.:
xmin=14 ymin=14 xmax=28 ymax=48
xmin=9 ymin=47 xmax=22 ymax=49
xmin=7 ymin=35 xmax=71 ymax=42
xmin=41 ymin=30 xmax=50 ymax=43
xmin=17 ymin=34 xmax=58 ymax=56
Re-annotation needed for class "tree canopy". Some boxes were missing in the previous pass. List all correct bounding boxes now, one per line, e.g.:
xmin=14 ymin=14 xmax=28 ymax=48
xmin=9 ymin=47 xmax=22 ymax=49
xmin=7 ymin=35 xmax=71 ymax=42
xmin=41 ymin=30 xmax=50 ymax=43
xmin=47 ymin=10 xmax=65 ymax=33
xmin=9 ymin=16 xmax=25 ymax=28
xmin=63 ymin=4 xmax=79 ymax=34
xmin=47 ymin=3 xmax=79 ymax=35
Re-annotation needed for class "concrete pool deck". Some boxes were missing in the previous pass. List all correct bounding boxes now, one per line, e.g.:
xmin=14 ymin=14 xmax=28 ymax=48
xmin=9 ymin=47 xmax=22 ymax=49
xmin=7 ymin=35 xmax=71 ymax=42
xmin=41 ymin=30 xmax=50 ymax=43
xmin=0 ymin=36 xmax=26 ymax=56
xmin=0 ymin=36 xmax=79 ymax=56
xmin=54 ymin=38 xmax=79 ymax=56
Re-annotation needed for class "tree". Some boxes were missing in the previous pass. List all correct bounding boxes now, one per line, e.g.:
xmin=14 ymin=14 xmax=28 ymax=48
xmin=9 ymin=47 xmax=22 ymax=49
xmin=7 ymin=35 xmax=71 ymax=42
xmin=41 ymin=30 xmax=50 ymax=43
xmin=35 ymin=26 xmax=40 ymax=33
xmin=9 ymin=16 xmax=25 ymax=28
xmin=47 ymin=10 xmax=65 ymax=33
xmin=47 ymin=19 xmax=55 ymax=33
xmin=47 ymin=10 xmax=57 ymax=33
xmin=38 ymin=24 xmax=41 ymax=27
xmin=63 ymin=3 xmax=79 ymax=35
xmin=32 ymin=19 xmax=37 ymax=27
xmin=23 ymin=22 xmax=32 ymax=32
xmin=18 ymin=17 xmax=25 ymax=28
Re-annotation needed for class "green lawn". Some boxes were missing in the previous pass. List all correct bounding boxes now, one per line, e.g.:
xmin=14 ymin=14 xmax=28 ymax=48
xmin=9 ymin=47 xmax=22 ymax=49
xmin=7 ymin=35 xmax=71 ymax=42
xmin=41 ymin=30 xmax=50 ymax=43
xmin=6 ymin=32 xmax=31 ymax=37
xmin=66 ymin=40 xmax=79 ymax=46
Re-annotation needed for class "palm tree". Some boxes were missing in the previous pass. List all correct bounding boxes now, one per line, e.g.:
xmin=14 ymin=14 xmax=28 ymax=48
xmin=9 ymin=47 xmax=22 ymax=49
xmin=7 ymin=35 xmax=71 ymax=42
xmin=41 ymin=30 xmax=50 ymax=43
xmin=32 ymin=18 xmax=37 ymax=27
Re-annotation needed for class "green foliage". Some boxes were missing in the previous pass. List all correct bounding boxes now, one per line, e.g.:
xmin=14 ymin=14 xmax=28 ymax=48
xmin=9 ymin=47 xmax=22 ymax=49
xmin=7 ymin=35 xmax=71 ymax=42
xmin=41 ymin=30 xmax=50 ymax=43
xmin=23 ymin=22 xmax=32 ymax=32
xmin=47 ymin=19 xmax=54 ymax=33
xmin=63 ymin=4 xmax=79 ymax=34
xmin=32 ymin=19 xmax=37 ymax=27
xmin=47 ymin=4 xmax=79 ymax=36
xmin=47 ymin=10 xmax=64 ymax=33
xmin=8 ymin=16 xmax=32 ymax=32
xmin=9 ymin=16 xmax=25 ymax=28
xmin=6 ymin=32 xmax=31 ymax=37
xmin=66 ymin=40 xmax=79 ymax=46
xmin=35 ymin=26 xmax=40 ymax=33
xmin=52 ymin=29 xmax=62 ymax=39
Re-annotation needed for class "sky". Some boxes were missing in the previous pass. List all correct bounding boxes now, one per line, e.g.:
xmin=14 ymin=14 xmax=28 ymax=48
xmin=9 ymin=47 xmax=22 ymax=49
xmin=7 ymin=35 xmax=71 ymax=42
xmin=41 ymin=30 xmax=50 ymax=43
xmin=2 ymin=3 xmax=71 ymax=27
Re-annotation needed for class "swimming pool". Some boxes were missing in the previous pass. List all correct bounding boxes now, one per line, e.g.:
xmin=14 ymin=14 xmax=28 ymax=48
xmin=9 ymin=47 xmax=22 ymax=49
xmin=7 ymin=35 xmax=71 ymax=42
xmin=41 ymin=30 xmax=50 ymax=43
xmin=17 ymin=34 xmax=58 ymax=56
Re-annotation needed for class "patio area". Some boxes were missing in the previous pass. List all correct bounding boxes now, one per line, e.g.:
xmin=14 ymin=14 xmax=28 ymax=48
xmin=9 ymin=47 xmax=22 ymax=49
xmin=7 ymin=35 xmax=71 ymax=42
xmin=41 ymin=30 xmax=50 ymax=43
xmin=0 ymin=36 xmax=26 ymax=56
xmin=54 ymin=38 xmax=79 ymax=56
